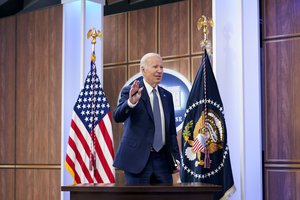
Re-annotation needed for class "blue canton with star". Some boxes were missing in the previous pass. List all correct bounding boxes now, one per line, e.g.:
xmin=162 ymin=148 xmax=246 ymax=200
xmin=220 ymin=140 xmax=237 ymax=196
xmin=73 ymin=62 xmax=110 ymax=133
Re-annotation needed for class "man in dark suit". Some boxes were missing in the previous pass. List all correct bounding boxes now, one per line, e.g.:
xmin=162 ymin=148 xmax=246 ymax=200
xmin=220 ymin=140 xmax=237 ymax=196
xmin=113 ymin=53 xmax=180 ymax=184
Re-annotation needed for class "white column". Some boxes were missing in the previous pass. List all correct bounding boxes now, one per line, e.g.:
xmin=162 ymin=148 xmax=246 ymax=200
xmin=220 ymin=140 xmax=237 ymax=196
xmin=242 ymin=1 xmax=262 ymax=200
xmin=61 ymin=1 xmax=105 ymax=199
xmin=213 ymin=0 xmax=262 ymax=199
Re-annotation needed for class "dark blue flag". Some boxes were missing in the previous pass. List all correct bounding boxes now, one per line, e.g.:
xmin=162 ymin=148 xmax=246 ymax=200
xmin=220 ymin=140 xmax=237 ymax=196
xmin=180 ymin=50 xmax=235 ymax=199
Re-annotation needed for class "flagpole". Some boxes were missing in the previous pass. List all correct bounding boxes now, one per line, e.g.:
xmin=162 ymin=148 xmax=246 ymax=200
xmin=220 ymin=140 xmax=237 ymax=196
xmin=87 ymin=28 xmax=102 ymax=183
xmin=197 ymin=15 xmax=214 ymax=169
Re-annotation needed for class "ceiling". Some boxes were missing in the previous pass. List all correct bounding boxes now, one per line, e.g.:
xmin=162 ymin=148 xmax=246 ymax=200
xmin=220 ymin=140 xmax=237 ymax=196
xmin=104 ymin=0 xmax=183 ymax=15
xmin=0 ymin=0 xmax=183 ymax=18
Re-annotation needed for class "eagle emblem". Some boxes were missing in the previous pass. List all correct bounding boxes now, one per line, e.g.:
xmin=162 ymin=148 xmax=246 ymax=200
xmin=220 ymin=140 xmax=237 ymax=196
xmin=183 ymin=109 xmax=224 ymax=167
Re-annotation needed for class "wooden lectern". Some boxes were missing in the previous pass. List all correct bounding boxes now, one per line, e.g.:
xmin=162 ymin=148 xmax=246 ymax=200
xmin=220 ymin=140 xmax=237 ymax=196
xmin=62 ymin=182 xmax=222 ymax=200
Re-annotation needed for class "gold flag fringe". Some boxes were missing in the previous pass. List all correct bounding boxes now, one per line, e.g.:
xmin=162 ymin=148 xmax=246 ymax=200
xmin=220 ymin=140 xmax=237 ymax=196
xmin=220 ymin=185 xmax=236 ymax=200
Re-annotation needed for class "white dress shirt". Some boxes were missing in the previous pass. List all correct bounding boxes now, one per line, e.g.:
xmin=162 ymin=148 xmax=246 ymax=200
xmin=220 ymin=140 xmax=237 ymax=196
xmin=128 ymin=80 xmax=165 ymax=145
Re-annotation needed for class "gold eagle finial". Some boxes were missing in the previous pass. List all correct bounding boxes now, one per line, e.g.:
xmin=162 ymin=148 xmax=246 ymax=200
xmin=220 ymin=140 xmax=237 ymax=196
xmin=87 ymin=28 xmax=102 ymax=61
xmin=197 ymin=15 xmax=214 ymax=51
xmin=87 ymin=28 xmax=102 ymax=45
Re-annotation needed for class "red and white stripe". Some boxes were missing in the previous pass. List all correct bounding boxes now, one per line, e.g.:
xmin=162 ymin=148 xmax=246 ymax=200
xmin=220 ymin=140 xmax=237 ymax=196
xmin=65 ymin=112 xmax=115 ymax=183
xmin=192 ymin=135 xmax=205 ymax=153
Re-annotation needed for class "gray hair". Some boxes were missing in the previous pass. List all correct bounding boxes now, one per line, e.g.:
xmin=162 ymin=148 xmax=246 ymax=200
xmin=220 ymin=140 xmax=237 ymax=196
xmin=140 ymin=53 xmax=161 ymax=71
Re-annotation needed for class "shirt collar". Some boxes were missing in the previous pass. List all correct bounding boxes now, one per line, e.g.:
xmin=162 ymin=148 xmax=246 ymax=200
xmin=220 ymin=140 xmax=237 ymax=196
xmin=143 ymin=80 xmax=158 ymax=95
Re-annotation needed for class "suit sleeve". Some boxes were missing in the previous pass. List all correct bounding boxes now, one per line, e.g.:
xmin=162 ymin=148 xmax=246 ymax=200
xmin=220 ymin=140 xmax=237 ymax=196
xmin=113 ymin=85 xmax=132 ymax=123
xmin=168 ymin=93 xmax=181 ymax=162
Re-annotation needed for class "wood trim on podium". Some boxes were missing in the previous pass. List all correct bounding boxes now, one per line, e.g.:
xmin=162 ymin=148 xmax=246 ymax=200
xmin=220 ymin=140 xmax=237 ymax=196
xmin=62 ymin=183 xmax=222 ymax=200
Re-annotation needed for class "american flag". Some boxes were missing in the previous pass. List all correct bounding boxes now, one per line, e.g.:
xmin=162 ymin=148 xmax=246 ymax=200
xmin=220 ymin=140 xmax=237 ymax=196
xmin=65 ymin=57 xmax=115 ymax=184
xmin=181 ymin=49 xmax=235 ymax=199
xmin=192 ymin=134 xmax=205 ymax=153
xmin=193 ymin=134 xmax=204 ymax=152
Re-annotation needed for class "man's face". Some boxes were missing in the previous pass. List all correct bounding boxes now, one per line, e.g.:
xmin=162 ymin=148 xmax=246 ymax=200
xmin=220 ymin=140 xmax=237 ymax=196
xmin=142 ymin=56 xmax=164 ymax=88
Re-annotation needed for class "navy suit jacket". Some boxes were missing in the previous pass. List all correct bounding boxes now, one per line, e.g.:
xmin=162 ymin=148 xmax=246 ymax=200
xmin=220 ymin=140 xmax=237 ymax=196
xmin=113 ymin=80 xmax=180 ymax=174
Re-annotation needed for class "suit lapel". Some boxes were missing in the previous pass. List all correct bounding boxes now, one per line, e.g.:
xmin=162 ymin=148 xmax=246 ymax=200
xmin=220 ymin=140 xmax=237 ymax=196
xmin=140 ymin=81 xmax=154 ymax=121
xmin=139 ymin=81 xmax=170 ymax=127
xmin=158 ymin=86 xmax=170 ymax=130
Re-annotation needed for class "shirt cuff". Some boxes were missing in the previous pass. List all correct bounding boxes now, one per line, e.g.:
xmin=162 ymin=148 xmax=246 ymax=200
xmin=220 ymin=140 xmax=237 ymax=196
xmin=127 ymin=99 xmax=138 ymax=108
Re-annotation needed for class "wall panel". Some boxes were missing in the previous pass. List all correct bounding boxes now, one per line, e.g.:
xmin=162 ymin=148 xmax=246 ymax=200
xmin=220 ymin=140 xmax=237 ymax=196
xmin=262 ymin=0 xmax=300 ymax=199
xmin=103 ymin=65 xmax=127 ymax=150
xmin=16 ymin=169 xmax=60 ymax=200
xmin=163 ymin=57 xmax=190 ymax=80
xmin=104 ymin=13 xmax=127 ymax=65
xmin=129 ymin=7 xmax=158 ymax=62
xmin=263 ymin=0 xmax=300 ymax=39
xmin=265 ymin=168 xmax=300 ymax=200
xmin=191 ymin=0 xmax=212 ymax=54
xmin=16 ymin=6 xmax=62 ymax=164
xmin=32 ymin=7 xmax=51 ymax=164
xmin=128 ymin=64 xmax=140 ymax=77
xmin=47 ymin=6 xmax=62 ymax=163
xmin=264 ymin=39 xmax=300 ymax=162
xmin=159 ymin=0 xmax=189 ymax=58
xmin=16 ymin=10 xmax=35 ymax=164
xmin=0 ymin=16 xmax=16 ymax=164
xmin=0 ymin=169 xmax=15 ymax=200
xmin=191 ymin=56 xmax=201 ymax=80
xmin=1 ymin=5 xmax=62 ymax=200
